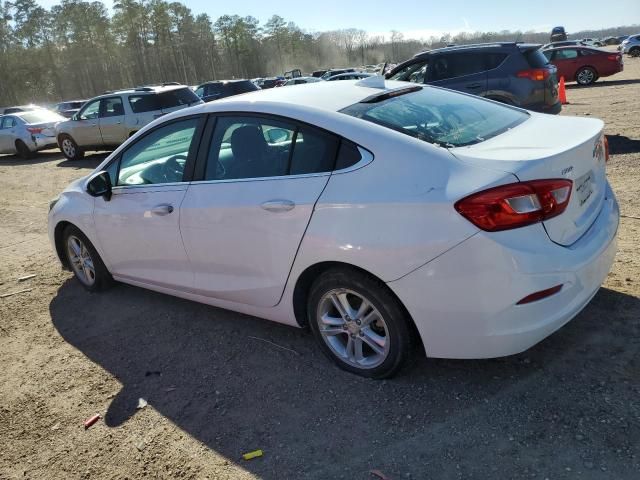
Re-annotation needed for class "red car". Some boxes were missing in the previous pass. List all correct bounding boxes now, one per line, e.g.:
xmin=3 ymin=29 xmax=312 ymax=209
xmin=542 ymin=46 xmax=623 ymax=85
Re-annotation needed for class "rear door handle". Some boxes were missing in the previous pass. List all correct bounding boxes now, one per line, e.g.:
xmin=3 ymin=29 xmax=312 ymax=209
xmin=261 ymin=199 xmax=295 ymax=213
xmin=150 ymin=204 xmax=174 ymax=216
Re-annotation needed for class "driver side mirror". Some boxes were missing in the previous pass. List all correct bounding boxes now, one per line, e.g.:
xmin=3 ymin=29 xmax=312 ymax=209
xmin=87 ymin=171 xmax=112 ymax=201
xmin=266 ymin=128 xmax=291 ymax=144
xmin=72 ymin=113 xmax=80 ymax=121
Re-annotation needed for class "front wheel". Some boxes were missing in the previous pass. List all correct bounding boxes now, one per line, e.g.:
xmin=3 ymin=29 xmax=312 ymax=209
xmin=576 ymin=67 xmax=597 ymax=86
xmin=308 ymin=268 xmax=414 ymax=379
xmin=63 ymin=225 xmax=113 ymax=292
xmin=59 ymin=135 xmax=84 ymax=160
xmin=630 ymin=47 xmax=640 ymax=58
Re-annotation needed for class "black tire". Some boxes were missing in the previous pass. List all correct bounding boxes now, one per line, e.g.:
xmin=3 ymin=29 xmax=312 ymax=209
xmin=630 ymin=47 xmax=640 ymax=58
xmin=15 ymin=140 xmax=34 ymax=159
xmin=62 ymin=224 xmax=113 ymax=292
xmin=576 ymin=67 xmax=597 ymax=86
xmin=307 ymin=267 xmax=414 ymax=379
xmin=58 ymin=134 xmax=84 ymax=160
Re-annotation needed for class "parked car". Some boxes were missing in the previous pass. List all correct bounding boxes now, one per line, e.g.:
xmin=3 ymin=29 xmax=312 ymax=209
xmin=311 ymin=70 xmax=328 ymax=78
xmin=602 ymin=36 xmax=622 ymax=46
xmin=320 ymin=68 xmax=356 ymax=80
xmin=54 ymin=100 xmax=87 ymax=119
xmin=387 ymin=42 xmax=561 ymax=114
xmin=282 ymin=77 xmax=321 ymax=86
xmin=619 ymin=34 xmax=640 ymax=57
xmin=259 ymin=78 xmax=281 ymax=89
xmin=49 ymin=80 xmax=618 ymax=378
xmin=581 ymin=38 xmax=604 ymax=47
xmin=0 ymin=109 xmax=66 ymax=159
xmin=550 ymin=26 xmax=567 ymax=42
xmin=55 ymin=84 xmax=202 ymax=160
xmin=194 ymin=80 xmax=259 ymax=102
xmin=542 ymin=40 xmax=585 ymax=50
xmin=326 ymin=72 xmax=374 ymax=81
xmin=542 ymin=46 xmax=623 ymax=85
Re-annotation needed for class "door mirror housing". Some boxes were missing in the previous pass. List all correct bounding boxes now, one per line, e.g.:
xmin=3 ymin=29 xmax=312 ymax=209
xmin=87 ymin=171 xmax=112 ymax=201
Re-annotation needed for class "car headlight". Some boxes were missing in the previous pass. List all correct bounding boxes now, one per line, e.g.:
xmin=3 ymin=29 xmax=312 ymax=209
xmin=49 ymin=196 xmax=60 ymax=212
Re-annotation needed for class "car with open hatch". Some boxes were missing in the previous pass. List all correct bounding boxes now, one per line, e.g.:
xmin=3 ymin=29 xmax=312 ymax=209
xmin=48 ymin=78 xmax=619 ymax=378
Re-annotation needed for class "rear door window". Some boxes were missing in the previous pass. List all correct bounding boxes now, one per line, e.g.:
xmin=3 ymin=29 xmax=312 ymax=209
xmin=484 ymin=53 xmax=508 ymax=70
xmin=555 ymin=49 xmax=578 ymax=60
xmin=430 ymin=53 xmax=486 ymax=81
xmin=129 ymin=95 xmax=160 ymax=113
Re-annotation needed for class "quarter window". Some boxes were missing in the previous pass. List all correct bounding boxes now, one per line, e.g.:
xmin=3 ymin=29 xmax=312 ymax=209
xmin=117 ymin=118 xmax=198 ymax=186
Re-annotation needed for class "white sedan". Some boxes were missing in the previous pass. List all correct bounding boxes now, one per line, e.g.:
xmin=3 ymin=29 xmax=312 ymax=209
xmin=0 ymin=110 xmax=65 ymax=158
xmin=48 ymin=78 xmax=619 ymax=378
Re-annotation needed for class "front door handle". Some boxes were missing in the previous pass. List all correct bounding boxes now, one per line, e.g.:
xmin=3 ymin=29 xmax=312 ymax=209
xmin=261 ymin=199 xmax=295 ymax=213
xmin=466 ymin=82 xmax=483 ymax=90
xmin=150 ymin=204 xmax=174 ymax=216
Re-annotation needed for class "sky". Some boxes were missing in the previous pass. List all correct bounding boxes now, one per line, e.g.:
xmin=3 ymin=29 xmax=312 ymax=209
xmin=36 ymin=0 xmax=640 ymax=39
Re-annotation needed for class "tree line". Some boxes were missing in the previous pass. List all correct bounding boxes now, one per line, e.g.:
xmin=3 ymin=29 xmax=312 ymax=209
xmin=0 ymin=0 xmax=638 ymax=106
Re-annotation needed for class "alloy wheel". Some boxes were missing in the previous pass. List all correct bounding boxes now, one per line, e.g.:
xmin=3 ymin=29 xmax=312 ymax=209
xmin=62 ymin=138 xmax=76 ymax=158
xmin=577 ymin=69 xmax=595 ymax=85
xmin=66 ymin=235 xmax=96 ymax=286
xmin=316 ymin=288 xmax=390 ymax=369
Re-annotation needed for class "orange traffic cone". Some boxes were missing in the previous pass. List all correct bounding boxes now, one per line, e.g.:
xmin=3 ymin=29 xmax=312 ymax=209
xmin=558 ymin=76 xmax=568 ymax=105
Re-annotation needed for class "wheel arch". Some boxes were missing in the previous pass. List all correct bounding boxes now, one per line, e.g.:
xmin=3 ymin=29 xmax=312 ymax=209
xmin=291 ymin=261 xmax=425 ymax=353
xmin=54 ymin=220 xmax=73 ymax=270
xmin=575 ymin=65 xmax=598 ymax=81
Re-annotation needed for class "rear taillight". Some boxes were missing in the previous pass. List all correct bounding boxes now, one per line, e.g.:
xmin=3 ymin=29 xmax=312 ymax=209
xmin=517 ymin=68 xmax=550 ymax=81
xmin=454 ymin=179 xmax=573 ymax=232
xmin=604 ymin=136 xmax=610 ymax=162
xmin=607 ymin=54 xmax=621 ymax=62
xmin=27 ymin=127 xmax=43 ymax=134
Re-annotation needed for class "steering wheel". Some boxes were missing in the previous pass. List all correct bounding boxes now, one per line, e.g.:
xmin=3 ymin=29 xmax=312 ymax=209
xmin=161 ymin=155 xmax=187 ymax=183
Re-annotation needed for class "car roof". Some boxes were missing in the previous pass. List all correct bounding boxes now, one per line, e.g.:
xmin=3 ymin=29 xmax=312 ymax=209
xmin=414 ymin=42 xmax=541 ymax=57
xmin=101 ymin=84 xmax=187 ymax=96
xmin=210 ymin=78 xmax=408 ymax=112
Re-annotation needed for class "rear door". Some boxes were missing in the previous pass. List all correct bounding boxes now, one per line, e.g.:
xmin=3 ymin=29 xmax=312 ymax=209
xmin=0 ymin=116 xmax=16 ymax=152
xmin=98 ymin=96 xmax=127 ymax=146
xmin=180 ymin=114 xmax=340 ymax=307
xmin=427 ymin=52 xmax=488 ymax=96
xmin=551 ymin=48 xmax=580 ymax=80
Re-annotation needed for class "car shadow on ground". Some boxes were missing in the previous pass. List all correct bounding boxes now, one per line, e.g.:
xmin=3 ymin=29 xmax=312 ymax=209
xmin=0 ymin=151 xmax=107 ymax=168
xmin=566 ymin=78 xmax=640 ymax=89
xmin=49 ymin=282 xmax=640 ymax=479
xmin=607 ymin=134 xmax=640 ymax=155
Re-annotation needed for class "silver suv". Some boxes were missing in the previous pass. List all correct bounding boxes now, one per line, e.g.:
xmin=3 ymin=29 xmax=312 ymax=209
xmin=55 ymin=84 xmax=202 ymax=160
xmin=620 ymin=34 xmax=640 ymax=57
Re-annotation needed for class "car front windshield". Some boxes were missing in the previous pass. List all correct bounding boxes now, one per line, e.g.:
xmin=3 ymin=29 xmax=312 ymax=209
xmin=340 ymin=86 xmax=528 ymax=148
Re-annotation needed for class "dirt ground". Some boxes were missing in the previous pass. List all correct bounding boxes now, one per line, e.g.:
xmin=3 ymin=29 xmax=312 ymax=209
xmin=1 ymin=54 xmax=639 ymax=480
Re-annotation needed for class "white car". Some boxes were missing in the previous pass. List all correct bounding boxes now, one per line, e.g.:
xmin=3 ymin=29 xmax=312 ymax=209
xmin=48 ymin=78 xmax=619 ymax=378
xmin=0 ymin=110 xmax=66 ymax=158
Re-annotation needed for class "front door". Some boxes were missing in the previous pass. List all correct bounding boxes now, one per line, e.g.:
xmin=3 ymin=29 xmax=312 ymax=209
xmin=98 ymin=96 xmax=127 ymax=146
xmin=73 ymin=99 xmax=103 ymax=146
xmin=0 ymin=116 xmax=17 ymax=153
xmin=180 ymin=114 xmax=340 ymax=307
xmin=93 ymin=116 xmax=202 ymax=290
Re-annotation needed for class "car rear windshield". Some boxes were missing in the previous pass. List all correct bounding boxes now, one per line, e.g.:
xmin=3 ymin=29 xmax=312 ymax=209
xmin=20 ymin=111 xmax=64 ymax=123
xmin=340 ymin=86 xmax=528 ymax=148
xmin=523 ymin=48 xmax=550 ymax=68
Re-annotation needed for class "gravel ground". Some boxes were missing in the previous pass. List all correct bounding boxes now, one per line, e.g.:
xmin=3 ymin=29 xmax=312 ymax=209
xmin=1 ymin=55 xmax=639 ymax=480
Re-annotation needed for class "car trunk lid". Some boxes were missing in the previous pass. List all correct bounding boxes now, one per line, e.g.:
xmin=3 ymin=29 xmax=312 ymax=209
xmin=450 ymin=114 xmax=607 ymax=246
xmin=27 ymin=121 xmax=58 ymax=137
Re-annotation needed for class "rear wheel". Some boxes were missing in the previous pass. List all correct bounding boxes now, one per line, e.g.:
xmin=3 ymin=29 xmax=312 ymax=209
xmin=59 ymin=135 xmax=84 ymax=160
xmin=630 ymin=47 xmax=640 ymax=58
xmin=63 ymin=225 xmax=112 ymax=292
xmin=15 ymin=140 xmax=34 ymax=159
xmin=308 ymin=268 xmax=414 ymax=379
xmin=576 ymin=67 xmax=597 ymax=86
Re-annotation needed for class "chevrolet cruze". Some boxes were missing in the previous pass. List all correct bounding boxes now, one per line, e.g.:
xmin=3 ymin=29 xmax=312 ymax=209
xmin=48 ymin=78 xmax=619 ymax=378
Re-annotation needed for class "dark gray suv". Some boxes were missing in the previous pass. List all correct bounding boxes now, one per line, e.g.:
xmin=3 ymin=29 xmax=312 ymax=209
xmin=387 ymin=43 xmax=561 ymax=114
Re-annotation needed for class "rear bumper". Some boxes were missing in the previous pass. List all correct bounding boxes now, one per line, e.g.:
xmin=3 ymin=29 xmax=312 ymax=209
xmin=388 ymin=182 xmax=619 ymax=359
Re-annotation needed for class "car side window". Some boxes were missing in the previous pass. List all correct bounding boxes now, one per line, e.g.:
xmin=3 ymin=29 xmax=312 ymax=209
xmin=129 ymin=95 xmax=159 ymax=113
xmin=0 ymin=117 xmax=10 ymax=129
xmin=290 ymin=127 xmax=339 ymax=175
xmin=389 ymin=60 xmax=428 ymax=83
xmin=555 ymin=49 xmax=578 ymax=59
xmin=100 ymin=97 xmax=124 ymax=117
xmin=431 ymin=53 xmax=486 ymax=81
xmin=484 ymin=53 xmax=508 ymax=70
xmin=79 ymin=99 xmax=101 ymax=120
xmin=335 ymin=140 xmax=363 ymax=170
xmin=195 ymin=86 xmax=204 ymax=98
xmin=117 ymin=118 xmax=198 ymax=186
xmin=206 ymin=116 xmax=295 ymax=181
